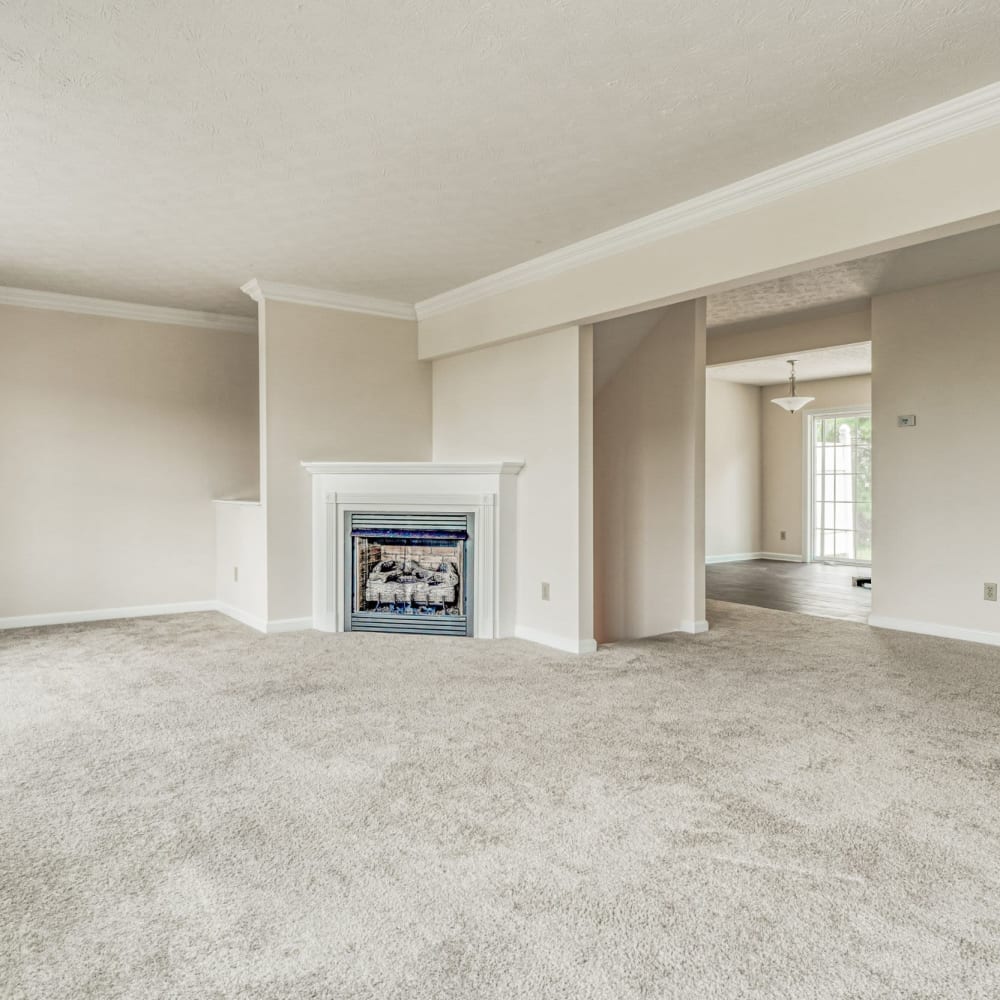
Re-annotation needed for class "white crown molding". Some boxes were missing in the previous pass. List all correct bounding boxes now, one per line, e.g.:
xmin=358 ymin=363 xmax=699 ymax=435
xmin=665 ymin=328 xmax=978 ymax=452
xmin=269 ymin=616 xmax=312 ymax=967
xmin=241 ymin=278 xmax=417 ymax=321
xmin=415 ymin=81 xmax=1000 ymax=320
xmin=0 ymin=285 xmax=256 ymax=333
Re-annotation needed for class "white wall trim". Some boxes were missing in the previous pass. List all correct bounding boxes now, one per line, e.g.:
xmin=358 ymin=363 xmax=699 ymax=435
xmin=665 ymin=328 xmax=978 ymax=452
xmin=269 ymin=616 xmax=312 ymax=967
xmin=706 ymin=552 xmax=765 ymax=565
xmin=759 ymin=552 xmax=805 ymax=562
xmin=0 ymin=285 xmax=256 ymax=334
xmin=215 ymin=602 xmax=268 ymax=632
xmin=0 ymin=601 xmax=314 ymax=635
xmin=414 ymin=82 xmax=1000 ymax=320
xmin=264 ymin=617 xmax=314 ymax=633
xmin=679 ymin=620 xmax=710 ymax=634
xmin=869 ymin=615 xmax=1000 ymax=648
xmin=514 ymin=625 xmax=597 ymax=654
xmin=301 ymin=460 xmax=524 ymax=477
xmin=0 ymin=601 xmax=218 ymax=630
xmin=241 ymin=278 xmax=417 ymax=321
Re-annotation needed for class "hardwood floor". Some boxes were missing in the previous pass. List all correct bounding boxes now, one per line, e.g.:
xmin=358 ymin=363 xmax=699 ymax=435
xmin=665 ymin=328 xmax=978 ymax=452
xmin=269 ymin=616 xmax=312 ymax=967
xmin=706 ymin=559 xmax=871 ymax=623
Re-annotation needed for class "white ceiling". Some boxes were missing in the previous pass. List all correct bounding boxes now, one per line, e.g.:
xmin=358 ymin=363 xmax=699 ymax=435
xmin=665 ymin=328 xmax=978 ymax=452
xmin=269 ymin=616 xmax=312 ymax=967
xmin=708 ymin=342 xmax=872 ymax=386
xmin=707 ymin=223 xmax=1000 ymax=332
xmin=3 ymin=2 xmax=1000 ymax=315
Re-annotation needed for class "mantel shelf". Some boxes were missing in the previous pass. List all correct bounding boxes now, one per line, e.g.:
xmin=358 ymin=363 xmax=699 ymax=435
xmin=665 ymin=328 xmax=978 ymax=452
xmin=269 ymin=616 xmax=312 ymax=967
xmin=301 ymin=461 xmax=524 ymax=476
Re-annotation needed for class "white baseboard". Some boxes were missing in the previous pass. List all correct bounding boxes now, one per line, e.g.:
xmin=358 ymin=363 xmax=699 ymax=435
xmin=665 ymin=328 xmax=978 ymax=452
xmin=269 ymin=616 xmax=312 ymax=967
xmin=868 ymin=615 xmax=1000 ymax=648
xmin=514 ymin=624 xmax=597 ymax=654
xmin=0 ymin=600 xmax=217 ymax=630
xmin=265 ymin=617 xmax=313 ymax=633
xmin=0 ymin=601 xmax=313 ymax=635
xmin=705 ymin=552 xmax=805 ymax=564
xmin=600 ymin=620 xmax=709 ymax=643
xmin=679 ymin=619 xmax=710 ymax=634
xmin=214 ymin=606 xmax=313 ymax=634
xmin=214 ymin=602 xmax=268 ymax=633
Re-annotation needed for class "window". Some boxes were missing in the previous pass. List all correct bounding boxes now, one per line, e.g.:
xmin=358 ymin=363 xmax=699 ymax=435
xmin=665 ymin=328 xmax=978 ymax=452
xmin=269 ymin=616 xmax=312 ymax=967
xmin=810 ymin=410 xmax=872 ymax=564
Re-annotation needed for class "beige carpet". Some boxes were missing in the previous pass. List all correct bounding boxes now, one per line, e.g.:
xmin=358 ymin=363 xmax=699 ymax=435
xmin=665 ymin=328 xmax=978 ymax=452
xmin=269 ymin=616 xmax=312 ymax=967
xmin=2 ymin=601 xmax=999 ymax=999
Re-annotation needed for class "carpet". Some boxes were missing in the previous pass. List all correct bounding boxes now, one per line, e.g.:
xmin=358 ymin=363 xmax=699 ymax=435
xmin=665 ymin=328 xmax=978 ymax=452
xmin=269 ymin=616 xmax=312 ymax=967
xmin=2 ymin=601 xmax=999 ymax=998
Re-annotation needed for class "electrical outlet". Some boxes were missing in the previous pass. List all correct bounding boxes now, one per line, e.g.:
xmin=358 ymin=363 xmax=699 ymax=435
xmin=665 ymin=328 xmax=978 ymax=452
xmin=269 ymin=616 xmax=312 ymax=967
xmin=234 ymin=566 xmax=239 ymax=583
xmin=985 ymin=582 xmax=997 ymax=602
xmin=780 ymin=530 xmax=787 ymax=541
xmin=541 ymin=582 xmax=550 ymax=601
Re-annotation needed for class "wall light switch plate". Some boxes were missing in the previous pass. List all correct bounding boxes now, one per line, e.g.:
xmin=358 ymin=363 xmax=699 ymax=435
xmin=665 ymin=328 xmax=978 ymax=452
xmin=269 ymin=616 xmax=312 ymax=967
xmin=897 ymin=414 xmax=917 ymax=427
xmin=985 ymin=582 xmax=997 ymax=602
xmin=541 ymin=582 xmax=550 ymax=601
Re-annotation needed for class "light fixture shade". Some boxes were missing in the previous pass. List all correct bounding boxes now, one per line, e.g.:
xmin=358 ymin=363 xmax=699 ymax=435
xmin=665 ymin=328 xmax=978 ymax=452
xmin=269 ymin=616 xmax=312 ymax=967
xmin=770 ymin=359 xmax=813 ymax=413
xmin=771 ymin=394 xmax=815 ymax=413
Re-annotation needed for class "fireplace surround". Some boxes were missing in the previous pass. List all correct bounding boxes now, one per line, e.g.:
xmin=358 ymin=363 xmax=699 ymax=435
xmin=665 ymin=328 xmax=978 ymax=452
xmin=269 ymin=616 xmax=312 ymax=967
xmin=303 ymin=462 xmax=523 ymax=639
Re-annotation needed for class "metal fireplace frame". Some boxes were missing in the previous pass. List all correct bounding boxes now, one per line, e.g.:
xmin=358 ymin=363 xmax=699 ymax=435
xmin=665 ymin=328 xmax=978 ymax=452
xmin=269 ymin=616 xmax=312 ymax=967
xmin=343 ymin=511 xmax=475 ymax=637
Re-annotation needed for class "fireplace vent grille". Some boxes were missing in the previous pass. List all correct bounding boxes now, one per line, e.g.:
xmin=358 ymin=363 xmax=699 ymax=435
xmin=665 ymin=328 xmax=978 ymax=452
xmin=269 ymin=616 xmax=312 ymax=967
xmin=350 ymin=511 xmax=470 ymax=533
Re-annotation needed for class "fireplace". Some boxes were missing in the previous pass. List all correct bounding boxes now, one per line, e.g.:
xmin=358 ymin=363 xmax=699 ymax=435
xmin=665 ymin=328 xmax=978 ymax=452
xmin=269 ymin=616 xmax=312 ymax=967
xmin=346 ymin=512 xmax=473 ymax=636
xmin=303 ymin=461 xmax=523 ymax=639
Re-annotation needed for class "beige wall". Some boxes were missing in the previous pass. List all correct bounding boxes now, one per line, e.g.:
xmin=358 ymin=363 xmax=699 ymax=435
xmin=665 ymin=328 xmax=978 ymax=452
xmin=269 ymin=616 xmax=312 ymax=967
xmin=760 ymin=374 xmax=871 ymax=558
xmin=0 ymin=303 xmax=258 ymax=620
xmin=432 ymin=325 xmax=595 ymax=650
xmin=595 ymin=300 xmax=706 ymax=642
xmin=261 ymin=300 xmax=432 ymax=623
xmin=706 ymin=379 xmax=761 ymax=558
xmin=871 ymin=271 xmax=1000 ymax=639
xmin=707 ymin=307 xmax=870 ymax=366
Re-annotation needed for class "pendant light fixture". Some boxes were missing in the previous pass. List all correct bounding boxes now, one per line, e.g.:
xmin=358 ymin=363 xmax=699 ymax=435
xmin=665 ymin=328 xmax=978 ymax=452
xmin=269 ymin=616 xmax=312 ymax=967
xmin=770 ymin=360 xmax=814 ymax=413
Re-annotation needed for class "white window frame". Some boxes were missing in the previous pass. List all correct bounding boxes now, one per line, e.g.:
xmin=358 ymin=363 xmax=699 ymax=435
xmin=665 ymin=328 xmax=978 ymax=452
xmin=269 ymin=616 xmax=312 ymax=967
xmin=803 ymin=406 xmax=872 ymax=566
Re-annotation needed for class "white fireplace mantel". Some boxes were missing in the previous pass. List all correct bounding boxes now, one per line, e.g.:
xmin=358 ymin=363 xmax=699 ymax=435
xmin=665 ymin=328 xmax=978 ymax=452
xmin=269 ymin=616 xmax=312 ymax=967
xmin=302 ymin=461 xmax=524 ymax=477
xmin=303 ymin=461 xmax=523 ymax=638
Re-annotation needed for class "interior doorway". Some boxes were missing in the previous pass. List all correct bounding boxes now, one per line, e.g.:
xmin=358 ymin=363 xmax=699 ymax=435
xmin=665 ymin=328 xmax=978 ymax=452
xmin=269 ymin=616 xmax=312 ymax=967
xmin=704 ymin=342 xmax=873 ymax=624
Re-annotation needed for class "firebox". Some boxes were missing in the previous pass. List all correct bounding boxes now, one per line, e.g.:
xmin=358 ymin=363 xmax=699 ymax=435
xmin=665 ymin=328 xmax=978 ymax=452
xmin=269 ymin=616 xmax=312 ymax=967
xmin=344 ymin=511 xmax=474 ymax=636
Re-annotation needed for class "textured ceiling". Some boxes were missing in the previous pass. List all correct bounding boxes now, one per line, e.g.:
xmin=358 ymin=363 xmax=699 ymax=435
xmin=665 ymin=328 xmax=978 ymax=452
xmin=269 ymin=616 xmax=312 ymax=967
xmin=3 ymin=1 xmax=1000 ymax=315
xmin=586 ymin=222 xmax=1000 ymax=390
xmin=706 ymin=222 xmax=1000 ymax=331
xmin=708 ymin=342 xmax=872 ymax=386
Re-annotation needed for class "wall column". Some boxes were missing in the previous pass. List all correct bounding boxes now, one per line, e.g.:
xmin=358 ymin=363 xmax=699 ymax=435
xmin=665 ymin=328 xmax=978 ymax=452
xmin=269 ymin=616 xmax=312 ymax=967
xmin=594 ymin=298 xmax=707 ymax=642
